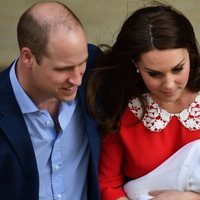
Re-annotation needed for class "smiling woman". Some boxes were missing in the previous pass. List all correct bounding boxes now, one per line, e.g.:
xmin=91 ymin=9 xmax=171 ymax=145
xmin=86 ymin=3 xmax=200 ymax=200
xmin=135 ymin=48 xmax=191 ymax=112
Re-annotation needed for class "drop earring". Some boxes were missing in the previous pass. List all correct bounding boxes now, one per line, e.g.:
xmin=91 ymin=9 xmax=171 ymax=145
xmin=136 ymin=69 xmax=140 ymax=73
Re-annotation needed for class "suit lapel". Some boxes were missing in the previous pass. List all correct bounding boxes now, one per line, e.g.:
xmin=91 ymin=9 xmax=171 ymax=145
xmin=0 ymin=67 xmax=38 ymax=178
xmin=78 ymin=83 xmax=100 ymax=200
xmin=78 ymin=82 xmax=100 ymax=169
xmin=78 ymin=43 xmax=101 ymax=167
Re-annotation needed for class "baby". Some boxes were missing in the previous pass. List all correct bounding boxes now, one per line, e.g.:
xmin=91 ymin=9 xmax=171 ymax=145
xmin=123 ymin=140 xmax=200 ymax=200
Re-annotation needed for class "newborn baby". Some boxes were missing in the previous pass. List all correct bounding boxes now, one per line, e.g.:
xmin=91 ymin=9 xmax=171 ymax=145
xmin=123 ymin=140 xmax=200 ymax=200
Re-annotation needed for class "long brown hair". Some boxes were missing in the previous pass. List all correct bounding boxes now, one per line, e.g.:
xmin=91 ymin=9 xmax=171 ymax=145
xmin=87 ymin=4 xmax=200 ymax=133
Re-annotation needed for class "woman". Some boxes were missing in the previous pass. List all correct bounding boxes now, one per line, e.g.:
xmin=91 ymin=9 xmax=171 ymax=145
xmin=87 ymin=4 xmax=200 ymax=200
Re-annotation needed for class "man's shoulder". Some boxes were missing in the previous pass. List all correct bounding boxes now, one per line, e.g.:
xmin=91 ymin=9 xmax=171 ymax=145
xmin=87 ymin=44 xmax=100 ymax=69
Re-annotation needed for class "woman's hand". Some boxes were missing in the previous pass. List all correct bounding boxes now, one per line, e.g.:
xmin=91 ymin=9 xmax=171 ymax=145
xmin=149 ymin=190 xmax=200 ymax=200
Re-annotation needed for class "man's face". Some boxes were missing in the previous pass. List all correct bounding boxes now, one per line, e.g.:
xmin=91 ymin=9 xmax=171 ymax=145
xmin=30 ymin=27 xmax=88 ymax=102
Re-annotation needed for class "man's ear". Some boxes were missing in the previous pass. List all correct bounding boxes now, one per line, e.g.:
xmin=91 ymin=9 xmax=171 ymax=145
xmin=20 ymin=47 xmax=34 ymax=67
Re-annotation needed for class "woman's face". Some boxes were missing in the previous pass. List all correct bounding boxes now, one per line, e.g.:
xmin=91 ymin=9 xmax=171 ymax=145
xmin=136 ymin=48 xmax=190 ymax=103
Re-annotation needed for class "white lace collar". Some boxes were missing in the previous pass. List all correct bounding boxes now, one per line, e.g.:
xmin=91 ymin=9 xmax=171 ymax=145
xmin=128 ymin=93 xmax=200 ymax=132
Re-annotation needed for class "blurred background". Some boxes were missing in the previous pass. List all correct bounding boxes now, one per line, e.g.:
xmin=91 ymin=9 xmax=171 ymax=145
xmin=0 ymin=0 xmax=200 ymax=69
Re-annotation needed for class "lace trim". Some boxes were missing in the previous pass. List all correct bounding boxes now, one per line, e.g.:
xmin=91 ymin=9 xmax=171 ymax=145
xmin=128 ymin=93 xmax=200 ymax=132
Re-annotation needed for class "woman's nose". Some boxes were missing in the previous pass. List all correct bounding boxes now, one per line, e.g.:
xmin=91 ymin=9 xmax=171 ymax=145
xmin=162 ymin=75 xmax=175 ymax=90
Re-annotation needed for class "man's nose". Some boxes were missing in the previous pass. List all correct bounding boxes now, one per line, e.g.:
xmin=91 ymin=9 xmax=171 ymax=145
xmin=68 ymin=66 xmax=84 ymax=86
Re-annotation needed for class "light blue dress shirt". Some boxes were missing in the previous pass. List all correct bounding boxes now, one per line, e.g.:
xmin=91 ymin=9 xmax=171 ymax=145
xmin=9 ymin=61 xmax=89 ymax=200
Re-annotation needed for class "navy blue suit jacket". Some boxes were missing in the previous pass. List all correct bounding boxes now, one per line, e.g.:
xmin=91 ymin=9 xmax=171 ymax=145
xmin=0 ymin=44 xmax=100 ymax=200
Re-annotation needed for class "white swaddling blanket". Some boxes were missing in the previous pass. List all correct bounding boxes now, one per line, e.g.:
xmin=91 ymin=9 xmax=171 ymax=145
xmin=123 ymin=140 xmax=200 ymax=200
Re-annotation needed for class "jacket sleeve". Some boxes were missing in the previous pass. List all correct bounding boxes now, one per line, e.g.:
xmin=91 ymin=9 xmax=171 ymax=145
xmin=99 ymin=133 xmax=127 ymax=200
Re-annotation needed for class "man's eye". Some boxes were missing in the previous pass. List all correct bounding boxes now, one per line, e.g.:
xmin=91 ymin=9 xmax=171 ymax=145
xmin=56 ymin=68 xmax=64 ymax=72
xmin=56 ymin=68 xmax=72 ymax=72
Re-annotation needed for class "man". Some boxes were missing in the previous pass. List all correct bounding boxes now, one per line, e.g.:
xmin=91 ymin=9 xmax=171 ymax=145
xmin=0 ymin=1 xmax=100 ymax=200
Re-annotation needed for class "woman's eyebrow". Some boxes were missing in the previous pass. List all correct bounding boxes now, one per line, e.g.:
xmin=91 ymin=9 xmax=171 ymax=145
xmin=144 ymin=58 xmax=185 ymax=72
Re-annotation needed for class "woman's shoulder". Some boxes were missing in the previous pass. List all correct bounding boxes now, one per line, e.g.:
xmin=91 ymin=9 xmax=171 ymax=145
xmin=121 ymin=95 xmax=147 ymax=126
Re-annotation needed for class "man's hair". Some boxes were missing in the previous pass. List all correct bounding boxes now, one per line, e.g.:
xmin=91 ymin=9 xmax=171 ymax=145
xmin=17 ymin=1 xmax=83 ymax=64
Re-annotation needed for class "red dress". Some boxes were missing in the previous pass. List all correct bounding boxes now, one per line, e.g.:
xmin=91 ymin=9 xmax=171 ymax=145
xmin=99 ymin=93 xmax=200 ymax=200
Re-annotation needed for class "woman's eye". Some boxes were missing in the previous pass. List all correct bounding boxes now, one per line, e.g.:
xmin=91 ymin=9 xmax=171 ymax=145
xmin=148 ymin=72 xmax=161 ymax=77
xmin=172 ymin=66 xmax=184 ymax=73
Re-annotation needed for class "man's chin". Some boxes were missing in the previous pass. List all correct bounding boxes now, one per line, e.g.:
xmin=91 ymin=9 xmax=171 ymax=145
xmin=60 ymin=93 xmax=77 ymax=102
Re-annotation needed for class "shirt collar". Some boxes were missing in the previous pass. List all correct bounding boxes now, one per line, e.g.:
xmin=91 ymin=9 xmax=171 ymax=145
xmin=9 ymin=59 xmax=78 ymax=115
xmin=9 ymin=59 xmax=38 ymax=114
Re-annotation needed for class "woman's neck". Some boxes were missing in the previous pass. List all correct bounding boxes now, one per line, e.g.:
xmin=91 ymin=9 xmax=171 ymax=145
xmin=149 ymin=89 xmax=198 ymax=113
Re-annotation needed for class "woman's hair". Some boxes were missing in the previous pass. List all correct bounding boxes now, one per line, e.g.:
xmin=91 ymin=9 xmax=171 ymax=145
xmin=87 ymin=4 xmax=200 ymax=133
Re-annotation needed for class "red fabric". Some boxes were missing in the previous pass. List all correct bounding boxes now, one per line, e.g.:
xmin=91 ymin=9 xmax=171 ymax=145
xmin=99 ymin=106 xmax=200 ymax=200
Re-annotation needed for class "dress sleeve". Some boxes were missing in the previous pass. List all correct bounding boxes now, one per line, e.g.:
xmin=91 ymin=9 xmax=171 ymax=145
xmin=99 ymin=133 xmax=127 ymax=200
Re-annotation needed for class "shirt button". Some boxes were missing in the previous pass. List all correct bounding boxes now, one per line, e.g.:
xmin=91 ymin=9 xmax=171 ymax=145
xmin=37 ymin=111 xmax=43 ymax=115
xmin=53 ymin=164 xmax=60 ymax=171
xmin=56 ymin=193 xmax=62 ymax=199
xmin=44 ymin=120 xmax=51 ymax=126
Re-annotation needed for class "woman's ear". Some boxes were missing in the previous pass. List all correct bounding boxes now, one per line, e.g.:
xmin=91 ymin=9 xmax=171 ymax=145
xmin=131 ymin=59 xmax=139 ymax=73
